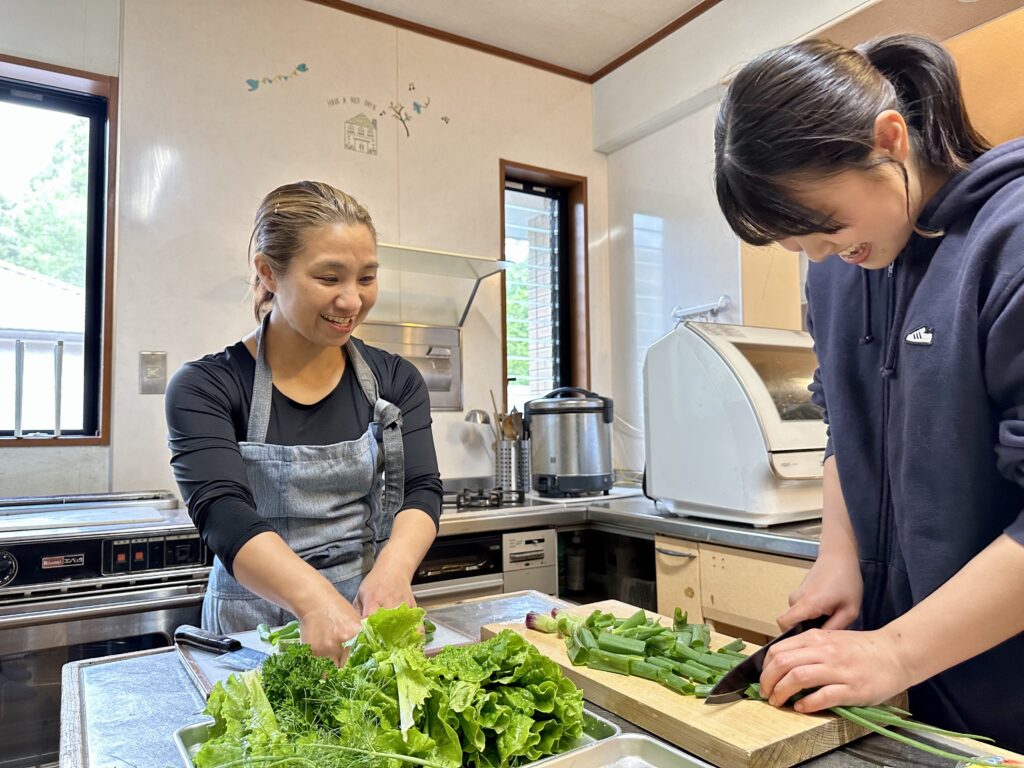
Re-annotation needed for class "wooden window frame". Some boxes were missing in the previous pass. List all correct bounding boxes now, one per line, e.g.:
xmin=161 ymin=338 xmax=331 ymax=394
xmin=499 ymin=160 xmax=590 ymax=411
xmin=0 ymin=54 xmax=118 ymax=447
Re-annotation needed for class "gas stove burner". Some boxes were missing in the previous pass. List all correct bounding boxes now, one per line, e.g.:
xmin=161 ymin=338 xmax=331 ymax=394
xmin=447 ymin=487 xmax=526 ymax=511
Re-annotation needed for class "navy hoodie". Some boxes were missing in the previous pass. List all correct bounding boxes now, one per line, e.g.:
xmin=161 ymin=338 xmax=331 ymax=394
xmin=806 ymin=138 xmax=1024 ymax=750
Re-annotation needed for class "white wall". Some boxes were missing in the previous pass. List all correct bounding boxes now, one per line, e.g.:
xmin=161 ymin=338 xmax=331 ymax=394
xmin=592 ymin=0 xmax=873 ymax=152
xmin=595 ymin=0 xmax=873 ymax=469
xmin=110 ymin=0 xmax=606 ymax=494
xmin=0 ymin=0 xmax=607 ymax=498
xmin=607 ymin=103 xmax=740 ymax=470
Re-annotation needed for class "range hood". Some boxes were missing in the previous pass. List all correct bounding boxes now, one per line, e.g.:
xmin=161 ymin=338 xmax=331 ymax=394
xmin=373 ymin=242 xmax=509 ymax=328
xmin=356 ymin=243 xmax=508 ymax=412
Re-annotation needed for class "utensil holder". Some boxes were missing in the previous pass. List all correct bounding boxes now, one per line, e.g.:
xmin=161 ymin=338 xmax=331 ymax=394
xmin=495 ymin=439 xmax=515 ymax=491
xmin=515 ymin=438 xmax=531 ymax=493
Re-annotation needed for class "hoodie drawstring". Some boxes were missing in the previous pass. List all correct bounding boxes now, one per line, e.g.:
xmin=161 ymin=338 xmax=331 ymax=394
xmin=860 ymin=270 xmax=874 ymax=345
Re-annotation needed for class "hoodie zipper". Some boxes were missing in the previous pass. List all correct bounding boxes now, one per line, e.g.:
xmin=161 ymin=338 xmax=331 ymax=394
xmin=873 ymin=260 xmax=897 ymax=625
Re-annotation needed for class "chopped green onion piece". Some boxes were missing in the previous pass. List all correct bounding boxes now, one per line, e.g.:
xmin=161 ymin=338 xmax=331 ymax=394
xmin=586 ymin=649 xmax=635 ymax=676
xmin=720 ymin=638 xmax=746 ymax=653
xmin=673 ymin=608 xmax=688 ymax=631
xmin=629 ymin=659 xmax=669 ymax=682
xmin=663 ymin=672 xmax=696 ymax=696
xmin=597 ymin=631 xmax=647 ymax=656
xmin=611 ymin=609 xmax=647 ymax=635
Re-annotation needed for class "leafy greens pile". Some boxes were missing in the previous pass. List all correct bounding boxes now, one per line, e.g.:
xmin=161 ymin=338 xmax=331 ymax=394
xmin=193 ymin=605 xmax=585 ymax=768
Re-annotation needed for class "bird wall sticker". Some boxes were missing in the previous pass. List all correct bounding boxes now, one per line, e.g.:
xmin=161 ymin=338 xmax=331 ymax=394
xmin=246 ymin=63 xmax=308 ymax=92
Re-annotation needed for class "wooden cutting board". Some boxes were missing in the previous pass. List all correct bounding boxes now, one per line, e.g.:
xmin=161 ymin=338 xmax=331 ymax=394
xmin=482 ymin=599 xmax=901 ymax=768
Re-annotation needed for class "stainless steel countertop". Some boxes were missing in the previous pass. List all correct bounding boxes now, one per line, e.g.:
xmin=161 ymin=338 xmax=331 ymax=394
xmin=440 ymin=494 xmax=821 ymax=560
xmin=59 ymin=591 xmax=977 ymax=768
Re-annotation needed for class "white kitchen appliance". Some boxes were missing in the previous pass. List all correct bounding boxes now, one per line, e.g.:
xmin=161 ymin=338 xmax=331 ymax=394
xmin=644 ymin=322 xmax=826 ymax=526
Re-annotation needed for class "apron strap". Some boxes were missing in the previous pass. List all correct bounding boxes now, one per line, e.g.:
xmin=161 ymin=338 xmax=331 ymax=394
xmin=347 ymin=341 xmax=406 ymax=529
xmin=245 ymin=312 xmax=275 ymax=444
xmin=375 ymin=399 xmax=405 ymax=527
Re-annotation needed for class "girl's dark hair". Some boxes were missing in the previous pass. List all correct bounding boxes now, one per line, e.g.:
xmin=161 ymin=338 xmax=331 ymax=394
xmin=714 ymin=34 xmax=990 ymax=245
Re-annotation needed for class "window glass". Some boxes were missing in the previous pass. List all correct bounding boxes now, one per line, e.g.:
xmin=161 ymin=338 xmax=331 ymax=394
xmin=0 ymin=83 xmax=104 ymax=436
xmin=504 ymin=187 xmax=562 ymax=410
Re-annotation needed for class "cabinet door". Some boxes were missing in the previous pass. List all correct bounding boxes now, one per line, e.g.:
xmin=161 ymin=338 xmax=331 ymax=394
xmin=654 ymin=535 xmax=702 ymax=622
xmin=699 ymin=544 xmax=811 ymax=636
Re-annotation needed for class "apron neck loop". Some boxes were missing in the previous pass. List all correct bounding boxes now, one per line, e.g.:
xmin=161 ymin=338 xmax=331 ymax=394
xmin=245 ymin=312 xmax=276 ymax=443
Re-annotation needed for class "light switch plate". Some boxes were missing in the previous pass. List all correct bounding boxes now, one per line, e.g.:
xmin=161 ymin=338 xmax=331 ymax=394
xmin=139 ymin=351 xmax=167 ymax=394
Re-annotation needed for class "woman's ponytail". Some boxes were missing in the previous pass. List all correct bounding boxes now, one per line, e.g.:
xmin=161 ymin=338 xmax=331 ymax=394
xmin=859 ymin=34 xmax=990 ymax=173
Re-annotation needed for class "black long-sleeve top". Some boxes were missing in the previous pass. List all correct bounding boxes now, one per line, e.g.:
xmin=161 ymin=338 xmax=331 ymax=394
xmin=165 ymin=337 xmax=442 ymax=575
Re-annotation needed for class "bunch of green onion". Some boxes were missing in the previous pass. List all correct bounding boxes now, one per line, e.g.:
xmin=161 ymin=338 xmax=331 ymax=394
xmin=525 ymin=608 xmax=1017 ymax=766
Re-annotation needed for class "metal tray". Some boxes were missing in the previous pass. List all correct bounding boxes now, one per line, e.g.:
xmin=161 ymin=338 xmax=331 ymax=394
xmin=534 ymin=734 xmax=715 ymax=768
xmin=175 ymin=708 xmax=619 ymax=767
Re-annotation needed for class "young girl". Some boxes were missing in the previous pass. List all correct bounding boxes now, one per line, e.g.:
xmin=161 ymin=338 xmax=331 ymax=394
xmin=166 ymin=181 xmax=442 ymax=663
xmin=714 ymin=35 xmax=1024 ymax=749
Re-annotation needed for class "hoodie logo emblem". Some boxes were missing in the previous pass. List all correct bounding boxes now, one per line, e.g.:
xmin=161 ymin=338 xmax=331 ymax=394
xmin=905 ymin=326 xmax=934 ymax=346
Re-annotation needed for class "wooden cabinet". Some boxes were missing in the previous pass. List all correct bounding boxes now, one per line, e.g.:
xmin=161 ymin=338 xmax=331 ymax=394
xmin=654 ymin=535 xmax=703 ymax=622
xmin=739 ymin=241 xmax=804 ymax=331
xmin=655 ymin=535 xmax=813 ymax=638
xmin=699 ymin=543 xmax=811 ymax=637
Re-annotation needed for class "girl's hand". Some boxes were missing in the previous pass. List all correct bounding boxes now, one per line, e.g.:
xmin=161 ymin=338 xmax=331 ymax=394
xmin=777 ymin=550 xmax=863 ymax=632
xmin=297 ymin=596 xmax=362 ymax=666
xmin=759 ymin=626 xmax=911 ymax=713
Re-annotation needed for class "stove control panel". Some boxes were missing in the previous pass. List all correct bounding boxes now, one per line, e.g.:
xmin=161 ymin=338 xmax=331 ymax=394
xmin=0 ymin=532 xmax=209 ymax=590
xmin=102 ymin=532 xmax=206 ymax=575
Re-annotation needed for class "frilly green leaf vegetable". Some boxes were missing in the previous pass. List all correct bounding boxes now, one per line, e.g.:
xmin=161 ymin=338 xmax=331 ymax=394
xmin=195 ymin=604 xmax=585 ymax=768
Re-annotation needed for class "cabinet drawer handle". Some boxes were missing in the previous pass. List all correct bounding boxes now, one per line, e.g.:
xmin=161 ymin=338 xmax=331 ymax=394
xmin=656 ymin=547 xmax=697 ymax=559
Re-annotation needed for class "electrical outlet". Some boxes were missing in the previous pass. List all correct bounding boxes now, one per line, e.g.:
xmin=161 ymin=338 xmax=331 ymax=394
xmin=139 ymin=351 xmax=167 ymax=394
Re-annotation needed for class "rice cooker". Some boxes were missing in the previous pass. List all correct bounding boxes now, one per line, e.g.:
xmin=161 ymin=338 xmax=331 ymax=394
xmin=523 ymin=387 xmax=614 ymax=496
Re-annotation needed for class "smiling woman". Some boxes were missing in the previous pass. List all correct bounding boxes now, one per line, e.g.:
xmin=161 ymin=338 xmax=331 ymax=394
xmin=712 ymin=34 xmax=1024 ymax=752
xmin=164 ymin=180 xmax=442 ymax=664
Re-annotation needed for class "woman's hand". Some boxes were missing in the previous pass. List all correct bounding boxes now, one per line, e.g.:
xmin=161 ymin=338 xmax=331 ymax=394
xmin=777 ymin=549 xmax=863 ymax=632
xmin=759 ymin=626 xmax=911 ymax=713
xmin=353 ymin=549 xmax=417 ymax=618
xmin=297 ymin=596 xmax=363 ymax=666
xmin=353 ymin=509 xmax=435 ymax=617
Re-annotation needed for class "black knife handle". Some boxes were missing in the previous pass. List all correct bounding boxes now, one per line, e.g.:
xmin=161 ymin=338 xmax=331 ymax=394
xmin=794 ymin=614 xmax=830 ymax=634
xmin=174 ymin=624 xmax=242 ymax=653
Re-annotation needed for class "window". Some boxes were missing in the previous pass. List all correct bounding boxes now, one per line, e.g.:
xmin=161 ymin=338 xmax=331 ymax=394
xmin=503 ymin=182 xmax=571 ymax=411
xmin=0 ymin=60 xmax=113 ymax=442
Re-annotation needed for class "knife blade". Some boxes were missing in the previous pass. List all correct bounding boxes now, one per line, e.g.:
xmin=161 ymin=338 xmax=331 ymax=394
xmin=704 ymin=615 xmax=829 ymax=705
xmin=173 ymin=624 xmax=269 ymax=670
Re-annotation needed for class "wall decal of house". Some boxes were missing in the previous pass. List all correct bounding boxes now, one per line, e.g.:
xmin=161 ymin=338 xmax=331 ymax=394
xmin=344 ymin=113 xmax=378 ymax=155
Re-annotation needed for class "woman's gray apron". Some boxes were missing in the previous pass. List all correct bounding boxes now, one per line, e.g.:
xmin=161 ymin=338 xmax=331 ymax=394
xmin=202 ymin=315 xmax=405 ymax=633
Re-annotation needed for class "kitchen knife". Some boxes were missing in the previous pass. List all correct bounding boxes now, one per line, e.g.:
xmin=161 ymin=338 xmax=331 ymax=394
xmin=173 ymin=624 xmax=269 ymax=670
xmin=704 ymin=614 xmax=829 ymax=705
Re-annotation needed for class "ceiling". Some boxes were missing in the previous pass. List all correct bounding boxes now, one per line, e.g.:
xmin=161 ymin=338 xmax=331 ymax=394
xmin=308 ymin=0 xmax=714 ymax=80
xmin=309 ymin=0 xmax=1024 ymax=82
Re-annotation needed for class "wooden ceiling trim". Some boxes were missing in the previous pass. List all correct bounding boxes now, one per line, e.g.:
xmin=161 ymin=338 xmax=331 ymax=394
xmin=304 ymin=0 xmax=592 ymax=82
xmin=589 ymin=0 xmax=725 ymax=82
xmin=304 ymin=0 xmax=724 ymax=83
